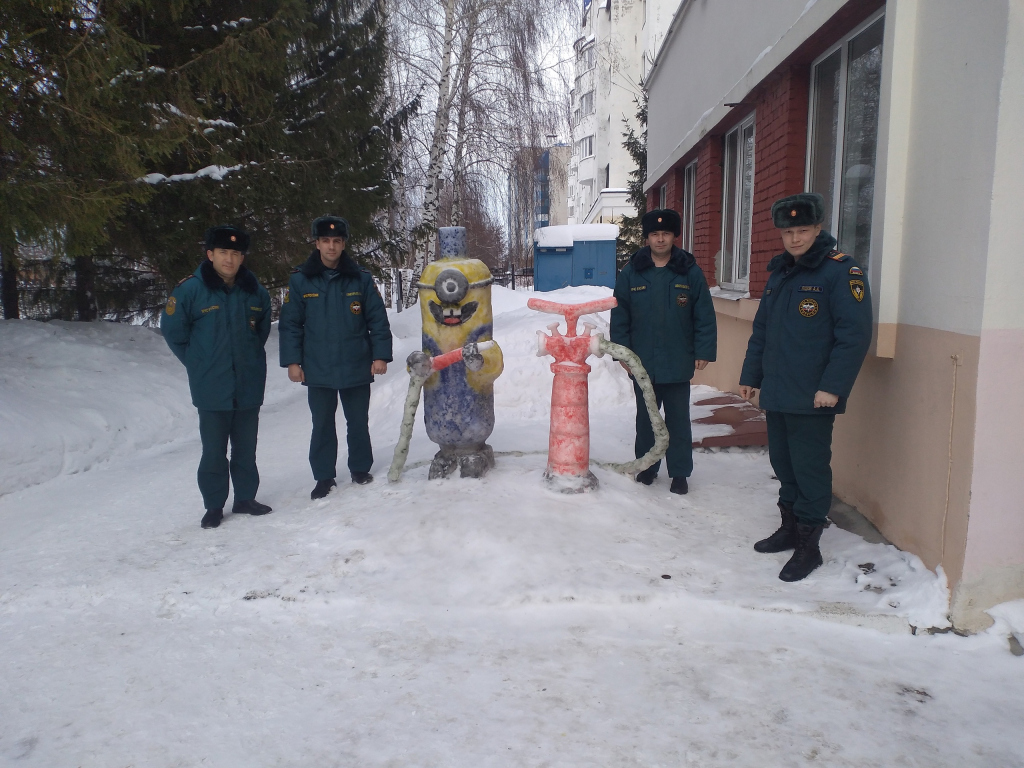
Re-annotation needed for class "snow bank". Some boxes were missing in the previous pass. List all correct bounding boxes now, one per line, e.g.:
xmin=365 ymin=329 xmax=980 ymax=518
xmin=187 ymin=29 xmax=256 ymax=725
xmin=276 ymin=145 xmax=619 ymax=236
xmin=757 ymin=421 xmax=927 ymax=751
xmin=0 ymin=319 xmax=294 ymax=497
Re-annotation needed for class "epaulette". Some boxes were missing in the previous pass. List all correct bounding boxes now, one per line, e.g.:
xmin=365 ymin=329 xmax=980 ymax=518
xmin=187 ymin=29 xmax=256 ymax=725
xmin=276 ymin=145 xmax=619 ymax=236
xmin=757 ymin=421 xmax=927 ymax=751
xmin=177 ymin=274 xmax=196 ymax=286
xmin=827 ymin=251 xmax=849 ymax=262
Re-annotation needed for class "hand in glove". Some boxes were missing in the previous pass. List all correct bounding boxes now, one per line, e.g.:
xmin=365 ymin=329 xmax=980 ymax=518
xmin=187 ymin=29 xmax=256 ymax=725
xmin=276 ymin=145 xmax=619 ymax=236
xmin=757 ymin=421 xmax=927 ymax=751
xmin=462 ymin=342 xmax=484 ymax=372
xmin=406 ymin=350 xmax=433 ymax=378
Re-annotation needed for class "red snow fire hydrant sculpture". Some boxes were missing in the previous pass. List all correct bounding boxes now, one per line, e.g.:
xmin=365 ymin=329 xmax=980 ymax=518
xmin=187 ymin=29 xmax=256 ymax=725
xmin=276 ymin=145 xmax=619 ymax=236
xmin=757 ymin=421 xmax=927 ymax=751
xmin=529 ymin=297 xmax=618 ymax=492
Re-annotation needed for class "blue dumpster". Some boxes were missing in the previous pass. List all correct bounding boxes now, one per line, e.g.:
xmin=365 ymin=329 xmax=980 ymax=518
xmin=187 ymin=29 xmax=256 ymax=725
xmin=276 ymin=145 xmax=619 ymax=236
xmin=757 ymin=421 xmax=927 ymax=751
xmin=533 ymin=224 xmax=618 ymax=292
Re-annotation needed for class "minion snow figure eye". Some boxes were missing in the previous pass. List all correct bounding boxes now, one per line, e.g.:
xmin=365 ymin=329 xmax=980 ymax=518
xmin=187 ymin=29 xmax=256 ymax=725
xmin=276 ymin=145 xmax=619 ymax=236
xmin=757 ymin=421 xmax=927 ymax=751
xmin=415 ymin=227 xmax=504 ymax=479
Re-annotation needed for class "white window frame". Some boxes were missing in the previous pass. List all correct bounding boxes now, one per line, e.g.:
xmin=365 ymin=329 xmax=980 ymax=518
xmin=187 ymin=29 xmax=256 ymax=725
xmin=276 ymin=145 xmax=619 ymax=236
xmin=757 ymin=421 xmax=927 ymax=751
xmin=719 ymin=112 xmax=756 ymax=291
xmin=578 ymin=135 xmax=594 ymax=158
xmin=580 ymin=90 xmax=595 ymax=117
xmin=681 ymin=159 xmax=697 ymax=252
xmin=805 ymin=9 xmax=885 ymax=265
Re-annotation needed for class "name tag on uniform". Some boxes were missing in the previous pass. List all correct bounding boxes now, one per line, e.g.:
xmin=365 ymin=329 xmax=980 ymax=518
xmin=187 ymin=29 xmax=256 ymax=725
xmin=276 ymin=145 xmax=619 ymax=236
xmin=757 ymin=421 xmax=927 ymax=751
xmin=630 ymin=285 xmax=647 ymax=292
xmin=201 ymin=305 xmax=220 ymax=314
xmin=303 ymin=293 xmax=319 ymax=298
xmin=799 ymin=285 xmax=823 ymax=293
xmin=673 ymin=284 xmax=690 ymax=289
xmin=346 ymin=291 xmax=361 ymax=297
xmin=249 ymin=305 xmax=262 ymax=311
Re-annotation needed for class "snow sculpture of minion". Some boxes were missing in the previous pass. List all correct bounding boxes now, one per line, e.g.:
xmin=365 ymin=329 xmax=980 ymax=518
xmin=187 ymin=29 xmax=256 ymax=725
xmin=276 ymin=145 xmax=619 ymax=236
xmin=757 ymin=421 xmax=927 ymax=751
xmin=409 ymin=227 xmax=504 ymax=479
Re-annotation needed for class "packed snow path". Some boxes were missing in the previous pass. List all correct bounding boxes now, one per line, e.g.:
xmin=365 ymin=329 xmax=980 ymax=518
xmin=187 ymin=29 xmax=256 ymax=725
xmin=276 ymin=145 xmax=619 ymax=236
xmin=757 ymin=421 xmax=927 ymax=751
xmin=2 ymin=287 xmax=1023 ymax=767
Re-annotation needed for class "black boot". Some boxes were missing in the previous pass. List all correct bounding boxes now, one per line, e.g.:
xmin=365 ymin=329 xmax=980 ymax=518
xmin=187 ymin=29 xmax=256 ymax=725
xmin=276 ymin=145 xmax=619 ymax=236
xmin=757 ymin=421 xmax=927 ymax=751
xmin=201 ymin=509 xmax=223 ymax=529
xmin=670 ymin=477 xmax=688 ymax=495
xmin=350 ymin=472 xmax=374 ymax=485
xmin=754 ymin=503 xmax=798 ymax=553
xmin=311 ymin=478 xmax=337 ymax=499
xmin=232 ymin=499 xmax=273 ymax=515
xmin=779 ymin=523 xmax=825 ymax=582
xmin=636 ymin=466 xmax=657 ymax=485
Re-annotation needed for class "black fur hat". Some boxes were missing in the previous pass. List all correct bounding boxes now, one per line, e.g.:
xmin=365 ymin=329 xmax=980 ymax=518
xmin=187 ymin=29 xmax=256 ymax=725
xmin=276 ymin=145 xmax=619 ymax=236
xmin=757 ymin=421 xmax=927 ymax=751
xmin=642 ymin=209 xmax=682 ymax=238
xmin=311 ymin=216 xmax=349 ymax=239
xmin=204 ymin=225 xmax=250 ymax=252
xmin=771 ymin=193 xmax=825 ymax=228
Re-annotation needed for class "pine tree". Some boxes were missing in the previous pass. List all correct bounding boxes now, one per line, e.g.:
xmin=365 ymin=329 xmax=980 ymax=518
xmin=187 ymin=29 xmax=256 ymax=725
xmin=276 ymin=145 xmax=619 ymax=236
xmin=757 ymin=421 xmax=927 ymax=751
xmin=0 ymin=1 xmax=176 ymax=318
xmin=618 ymin=90 xmax=648 ymax=268
xmin=113 ymin=0 xmax=414 ymax=295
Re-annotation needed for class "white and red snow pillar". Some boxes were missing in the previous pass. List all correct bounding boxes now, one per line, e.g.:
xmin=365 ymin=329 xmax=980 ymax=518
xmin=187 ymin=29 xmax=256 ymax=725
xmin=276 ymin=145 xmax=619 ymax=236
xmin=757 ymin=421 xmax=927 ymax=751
xmin=529 ymin=296 xmax=618 ymax=493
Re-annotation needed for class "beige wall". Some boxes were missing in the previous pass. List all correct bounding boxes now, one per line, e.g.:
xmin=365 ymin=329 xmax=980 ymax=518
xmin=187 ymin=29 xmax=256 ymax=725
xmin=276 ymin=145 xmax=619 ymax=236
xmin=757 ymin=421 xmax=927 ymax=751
xmin=697 ymin=312 xmax=983 ymax=628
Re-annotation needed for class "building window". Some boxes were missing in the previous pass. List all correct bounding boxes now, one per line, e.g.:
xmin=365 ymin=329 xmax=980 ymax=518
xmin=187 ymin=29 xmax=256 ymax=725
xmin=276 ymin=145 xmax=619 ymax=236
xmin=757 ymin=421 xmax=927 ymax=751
xmin=806 ymin=12 xmax=885 ymax=268
xmin=681 ymin=160 xmax=697 ymax=252
xmin=580 ymin=90 xmax=595 ymax=117
xmin=720 ymin=113 xmax=755 ymax=289
xmin=658 ymin=184 xmax=667 ymax=209
xmin=577 ymin=135 xmax=594 ymax=158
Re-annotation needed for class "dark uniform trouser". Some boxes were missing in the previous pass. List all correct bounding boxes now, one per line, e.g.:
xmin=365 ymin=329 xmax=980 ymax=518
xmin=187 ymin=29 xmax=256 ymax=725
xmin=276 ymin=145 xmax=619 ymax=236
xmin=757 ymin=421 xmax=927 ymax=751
xmin=633 ymin=380 xmax=693 ymax=478
xmin=307 ymin=385 xmax=373 ymax=481
xmin=197 ymin=407 xmax=261 ymax=510
xmin=766 ymin=411 xmax=835 ymax=525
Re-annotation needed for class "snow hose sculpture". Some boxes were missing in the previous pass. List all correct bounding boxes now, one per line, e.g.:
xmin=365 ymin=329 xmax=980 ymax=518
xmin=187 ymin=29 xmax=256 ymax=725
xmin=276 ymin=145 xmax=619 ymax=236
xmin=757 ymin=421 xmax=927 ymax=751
xmin=388 ymin=226 xmax=504 ymax=482
xmin=530 ymin=297 xmax=668 ymax=493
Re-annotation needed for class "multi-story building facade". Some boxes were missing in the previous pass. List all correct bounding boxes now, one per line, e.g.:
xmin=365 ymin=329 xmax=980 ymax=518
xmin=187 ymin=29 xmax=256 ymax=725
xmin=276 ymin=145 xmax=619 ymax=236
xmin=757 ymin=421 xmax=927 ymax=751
xmin=567 ymin=0 xmax=647 ymax=225
xmin=645 ymin=0 xmax=1024 ymax=631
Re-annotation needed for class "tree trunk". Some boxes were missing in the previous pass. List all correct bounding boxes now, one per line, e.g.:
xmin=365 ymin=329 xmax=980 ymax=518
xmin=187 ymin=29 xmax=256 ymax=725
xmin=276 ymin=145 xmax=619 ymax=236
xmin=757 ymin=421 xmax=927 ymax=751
xmin=405 ymin=0 xmax=458 ymax=307
xmin=449 ymin=11 xmax=479 ymax=228
xmin=75 ymin=255 xmax=98 ymax=321
xmin=1 ymin=243 xmax=19 ymax=320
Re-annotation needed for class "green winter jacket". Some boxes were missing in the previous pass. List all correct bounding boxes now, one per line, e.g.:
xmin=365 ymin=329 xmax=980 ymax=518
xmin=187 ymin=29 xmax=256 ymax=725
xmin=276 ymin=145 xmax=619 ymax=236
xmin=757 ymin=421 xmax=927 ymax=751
xmin=161 ymin=261 xmax=272 ymax=411
xmin=739 ymin=232 xmax=873 ymax=414
xmin=278 ymin=250 xmax=393 ymax=390
xmin=610 ymin=246 xmax=717 ymax=384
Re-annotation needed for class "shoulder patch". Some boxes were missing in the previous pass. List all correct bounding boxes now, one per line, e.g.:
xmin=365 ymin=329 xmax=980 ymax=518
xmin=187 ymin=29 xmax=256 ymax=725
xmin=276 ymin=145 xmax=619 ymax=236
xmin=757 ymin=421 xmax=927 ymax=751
xmin=849 ymin=280 xmax=865 ymax=302
xmin=177 ymin=274 xmax=195 ymax=286
xmin=828 ymin=251 xmax=849 ymax=262
xmin=849 ymin=265 xmax=864 ymax=276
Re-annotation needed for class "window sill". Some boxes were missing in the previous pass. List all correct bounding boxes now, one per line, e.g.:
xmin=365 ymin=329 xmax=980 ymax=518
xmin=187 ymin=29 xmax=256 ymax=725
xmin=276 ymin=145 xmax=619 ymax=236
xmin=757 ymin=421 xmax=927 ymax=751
xmin=711 ymin=294 xmax=760 ymax=322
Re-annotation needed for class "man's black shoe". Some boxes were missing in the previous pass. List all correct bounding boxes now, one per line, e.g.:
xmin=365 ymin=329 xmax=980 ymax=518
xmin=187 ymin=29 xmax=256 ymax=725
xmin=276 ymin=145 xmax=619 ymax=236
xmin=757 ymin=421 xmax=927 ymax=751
xmin=201 ymin=509 xmax=223 ymax=529
xmin=635 ymin=467 xmax=657 ymax=485
xmin=311 ymin=478 xmax=337 ymax=499
xmin=232 ymin=499 xmax=273 ymax=515
xmin=754 ymin=503 xmax=798 ymax=553
xmin=351 ymin=472 xmax=374 ymax=485
xmin=779 ymin=523 xmax=825 ymax=582
xmin=670 ymin=477 xmax=688 ymax=495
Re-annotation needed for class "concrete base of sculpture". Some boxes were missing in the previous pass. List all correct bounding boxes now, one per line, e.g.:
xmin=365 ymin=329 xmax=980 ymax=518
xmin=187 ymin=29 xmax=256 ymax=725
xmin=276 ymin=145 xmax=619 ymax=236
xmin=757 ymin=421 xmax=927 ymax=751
xmin=428 ymin=443 xmax=495 ymax=480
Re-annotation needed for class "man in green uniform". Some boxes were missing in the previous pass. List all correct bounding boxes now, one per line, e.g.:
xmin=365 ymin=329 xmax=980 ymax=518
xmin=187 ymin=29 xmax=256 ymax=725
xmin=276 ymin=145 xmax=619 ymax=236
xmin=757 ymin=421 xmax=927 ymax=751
xmin=611 ymin=209 xmax=717 ymax=495
xmin=161 ymin=225 xmax=274 ymax=529
xmin=279 ymin=216 xmax=393 ymax=500
xmin=739 ymin=193 xmax=872 ymax=581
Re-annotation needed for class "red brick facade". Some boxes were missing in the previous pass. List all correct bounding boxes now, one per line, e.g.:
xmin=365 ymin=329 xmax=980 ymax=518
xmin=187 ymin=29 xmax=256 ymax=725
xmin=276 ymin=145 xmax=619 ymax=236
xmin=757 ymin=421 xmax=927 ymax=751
xmin=749 ymin=66 xmax=810 ymax=291
xmin=649 ymin=67 xmax=812 ymax=297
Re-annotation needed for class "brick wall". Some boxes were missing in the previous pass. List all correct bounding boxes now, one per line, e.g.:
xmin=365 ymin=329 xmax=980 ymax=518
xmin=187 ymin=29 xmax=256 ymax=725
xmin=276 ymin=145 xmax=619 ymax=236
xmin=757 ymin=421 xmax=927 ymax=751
xmin=692 ymin=139 xmax=722 ymax=285
xmin=748 ymin=66 xmax=810 ymax=296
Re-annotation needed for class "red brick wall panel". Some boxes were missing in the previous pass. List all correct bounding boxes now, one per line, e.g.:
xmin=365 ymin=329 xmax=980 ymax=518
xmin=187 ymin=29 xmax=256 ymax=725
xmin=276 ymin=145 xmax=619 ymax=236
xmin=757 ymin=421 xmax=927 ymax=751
xmin=749 ymin=66 xmax=810 ymax=296
xmin=693 ymin=138 xmax=722 ymax=284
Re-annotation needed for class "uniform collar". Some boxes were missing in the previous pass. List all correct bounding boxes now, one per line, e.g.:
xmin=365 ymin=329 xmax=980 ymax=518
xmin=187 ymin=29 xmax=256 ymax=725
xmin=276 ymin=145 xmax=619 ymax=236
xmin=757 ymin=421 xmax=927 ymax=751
xmin=299 ymin=249 xmax=361 ymax=277
xmin=198 ymin=260 xmax=258 ymax=294
xmin=766 ymin=231 xmax=837 ymax=273
xmin=630 ymin=245 xmax=695 ymax=274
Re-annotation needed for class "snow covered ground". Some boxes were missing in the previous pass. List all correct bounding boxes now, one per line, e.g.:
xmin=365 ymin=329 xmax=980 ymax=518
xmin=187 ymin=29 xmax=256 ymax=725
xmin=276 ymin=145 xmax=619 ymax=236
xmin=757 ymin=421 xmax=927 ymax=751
xmin=2 ymin=286 xmax=1023 ymax=767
